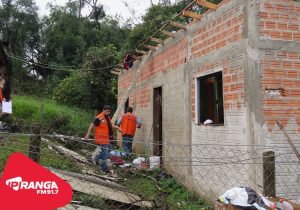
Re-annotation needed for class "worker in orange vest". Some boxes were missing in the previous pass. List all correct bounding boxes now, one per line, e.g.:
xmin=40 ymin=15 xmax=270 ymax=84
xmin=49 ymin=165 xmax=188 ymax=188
xmin=117 ymin=107 xmax=141 ymax=157
xmin=85 ymin=105 xmax=122 ymax=173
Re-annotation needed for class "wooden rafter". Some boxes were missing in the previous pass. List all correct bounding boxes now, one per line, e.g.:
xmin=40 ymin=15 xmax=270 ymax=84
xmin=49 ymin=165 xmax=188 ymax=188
xmin=114 ymin=68 xmax=122 ymax=72
xmin=150 ymin=37 xmax=164 ymax=44
xmin=111 ymin=71 xmax=120 ymax=75
xmin=196 ymin=0 xmax=217 ymax=10
xmin=182 ymin=10 xmax=201 ymax=20
xmin=135 ymin=50 xmax=147 ymax=55
xmin=143 ymin=44 xmax=157 ymax=50
xmin=169 ymin=21 xmax=186 ymax=30
xmin=116 ymin=64 xmax=123 ymax=69
xmin=131 ymin=54 xmax=142 ymax=60
xmin=161 ymin=30 xmax=176 ymax=38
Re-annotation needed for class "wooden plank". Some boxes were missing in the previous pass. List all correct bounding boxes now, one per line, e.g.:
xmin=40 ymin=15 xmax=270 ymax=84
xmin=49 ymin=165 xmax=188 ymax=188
xmin=52 ymin=170 xmax=153 ymax=208
xmin=111 ymin=71 xmax=120 ymax=75
xmin=143 ymin=44 xmax=157 ymax=50
xmin=51 ymin=169 xmax=125 ymax=190
xmin=135 ymin=50 xmax=147 ymax=55
xmin=196 ymin=0 xmax=217 ymax=10
xmin=161 ymin=30 xmax=175 ymax=38
xmin=150 ymin=37 xmax=164 ymax=44
xmin=42 ymin=138 xmax=90 ymax=165
xmin=58 ymin=204 xmax=99 ymax=210
xmin=131 ymin=54 xmax=142 ymax=60
xmin=169 ymin=21 xmax=186 ymax=30
xmin=116 ymin=64 xmax=123 ymax=69
xmin=182 ymin=10 xmax=201 ymax=20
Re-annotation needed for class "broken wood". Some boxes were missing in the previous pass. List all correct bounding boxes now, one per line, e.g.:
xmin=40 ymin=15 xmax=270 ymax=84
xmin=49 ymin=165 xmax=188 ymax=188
xmin=85 ymin=171 xmax=122 ymax=182
xmin=50 ymin=168 xmax=126 ymax=191
xmin=150 ymin=37 xmax=164 ymax=45
xmin=42 ymin=138 xmax=90 ymax=165
xmin=135 ymin=50 xmax=147 ymax=55
xmin=182 ymin=10 xmax=201 ymax=20
xmin=169 ymin=21 xmax=186 ymax=30
xmin=143 ymin=44 xmax=157 ymax=51
xmin=116 ymin=64 xmax=123 ymax=69
xmin=111 ymin=71 xmax=120 ymax=75
xmin=161 ymin=30 xmax=176 ymax=38
xmin=52 ymin=169 xmax=153 ymax=208
xmin=58 ymin=204 xmax=99 ymax=210
xmin=114 ymin=68 xmax=123 ymax=72
xmin=131 ymin=54 xmax=143 ymax=60
xmin=196 ymin=0 xmax=217 ymax=10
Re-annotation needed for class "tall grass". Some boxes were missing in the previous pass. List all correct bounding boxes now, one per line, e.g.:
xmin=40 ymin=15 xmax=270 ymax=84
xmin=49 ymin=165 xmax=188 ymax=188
xmin=8 ymin=95 xmax=94 ymax=136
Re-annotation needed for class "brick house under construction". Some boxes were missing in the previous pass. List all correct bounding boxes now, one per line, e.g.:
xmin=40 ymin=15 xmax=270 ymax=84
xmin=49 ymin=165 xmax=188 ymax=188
xmin=116 ymin=0 xmax=300 ymax=200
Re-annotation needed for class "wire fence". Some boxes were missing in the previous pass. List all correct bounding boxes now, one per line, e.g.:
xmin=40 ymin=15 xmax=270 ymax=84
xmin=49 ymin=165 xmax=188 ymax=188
xmin=0 ymin=122 xmax=300 ymax=209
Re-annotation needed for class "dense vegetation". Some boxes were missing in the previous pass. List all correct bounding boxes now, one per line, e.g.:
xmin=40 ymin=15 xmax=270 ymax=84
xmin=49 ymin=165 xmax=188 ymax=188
xmin=0 ymin=0 xmax=223 ymax=112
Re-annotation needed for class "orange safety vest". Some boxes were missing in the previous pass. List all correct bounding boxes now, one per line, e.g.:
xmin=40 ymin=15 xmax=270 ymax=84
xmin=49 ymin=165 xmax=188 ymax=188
xmin=120 ymin=112 xmax=137 ymax=137
xmin=94 ymin=112 xmax=110 ymax=145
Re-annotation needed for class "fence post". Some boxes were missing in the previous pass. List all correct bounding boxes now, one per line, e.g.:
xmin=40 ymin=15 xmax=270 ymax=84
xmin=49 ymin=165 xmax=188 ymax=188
xmin=29 ymin=124 xmax=41 ymax=163
xmin=263 ymin=151 xmax=276 ymax=197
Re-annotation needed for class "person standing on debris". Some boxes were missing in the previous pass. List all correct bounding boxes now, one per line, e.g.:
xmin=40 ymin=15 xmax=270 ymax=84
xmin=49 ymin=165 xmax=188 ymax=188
xmin=85 ymin=105 xmax=122 ymax=173
xmin=117 ymin=107 xmax=141 ymax=157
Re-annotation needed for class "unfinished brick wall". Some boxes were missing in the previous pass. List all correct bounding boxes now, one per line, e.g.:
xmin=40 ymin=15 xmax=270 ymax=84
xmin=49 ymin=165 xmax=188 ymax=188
xmin=117 ymin=0 xmax=300 ymax=201
xmin=258 ymin=0 xmax=300 ymax=133
xmin=189 ymin=4 xmax=244 ymax=59
xmin=261 ymin=50 xmax=300 ymax=131
xmin=259 ymin=0 xmax=300 ymax=41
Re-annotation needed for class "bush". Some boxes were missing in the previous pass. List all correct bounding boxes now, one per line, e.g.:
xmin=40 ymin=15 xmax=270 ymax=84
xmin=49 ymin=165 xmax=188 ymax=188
xmin=8 ymin=95 xmax=94 ymax=136
xmin=53 ymin=72 xmax=93 ymax=109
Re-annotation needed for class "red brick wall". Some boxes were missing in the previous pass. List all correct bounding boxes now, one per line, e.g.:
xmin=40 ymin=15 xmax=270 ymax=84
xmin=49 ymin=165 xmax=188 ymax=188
xmin=192 ymin=54 xmax=245 ymax=121
xmin=261 ymin=50 xmax=300 ymax=132
xmin=190 ymin=5 xmax=244 ymax=59
xmin=139 ymin=38 xmax=186 ymax=83
xmin=118 ymin=38 xmax=186 ymax=108
xmin=259 ymin=0 xmax=300 ymax=41
xmin=259 ymin=0 xmax=300 ymax=132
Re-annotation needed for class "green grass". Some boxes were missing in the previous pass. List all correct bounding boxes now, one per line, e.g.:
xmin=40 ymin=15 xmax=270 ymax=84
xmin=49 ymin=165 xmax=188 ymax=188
xmin=121 ymin=169 xmax=212 ymax=210
xmin=0 ymin=136 xmax=82 ymax=173
xmin=8 ymin=95 xmax=94 ymax=136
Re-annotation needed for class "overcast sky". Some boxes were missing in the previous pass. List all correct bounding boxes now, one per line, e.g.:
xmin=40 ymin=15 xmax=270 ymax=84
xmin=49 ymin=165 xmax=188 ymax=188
xmin=35 ymin=0 xmax=163 ymax=24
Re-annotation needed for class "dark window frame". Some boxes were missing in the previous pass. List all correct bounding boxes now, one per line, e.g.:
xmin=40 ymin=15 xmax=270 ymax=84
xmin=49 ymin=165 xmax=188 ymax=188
xmin=196 ymin=71 xmax=224 ymax=125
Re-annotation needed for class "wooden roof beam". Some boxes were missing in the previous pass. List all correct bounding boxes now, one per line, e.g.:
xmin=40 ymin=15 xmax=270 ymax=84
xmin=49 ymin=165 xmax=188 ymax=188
xmin=169 ymin=21 xmax=186 ymax=30
xmin=114 ymin=68 xmax=122 ymax=72
xmin=131 ymin=54 xmax=142 ymax=60
xmin=143 ymin=44 xmax=157 ymax=51
xmin=135 ymin=50 xmax=147 ymax=55
xmin=116 ymin=64 xmax=123 ymax=69
xmin=150 ymin=37 xmax=164 ymax=45
xmin=161 ymin=30 xmax=176 ymax=38
xmin=196 ymin=0 xmax=217 ymax=10
xmin=182 ymin=10 xmax=201 ymax=20
xmin=111 ymin=71 xmax=120 ymax=75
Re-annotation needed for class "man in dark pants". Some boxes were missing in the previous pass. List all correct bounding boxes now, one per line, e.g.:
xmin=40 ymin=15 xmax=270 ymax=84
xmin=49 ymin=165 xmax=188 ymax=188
xmin=85 ymin=105 xmax=122 ymax=173
xmin=117 ymin=107 xmax=141 ymax=157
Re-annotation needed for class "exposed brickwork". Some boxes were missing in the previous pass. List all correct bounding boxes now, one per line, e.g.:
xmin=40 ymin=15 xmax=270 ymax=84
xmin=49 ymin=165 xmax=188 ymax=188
xmin=259 ymin=0 xmax=300 ymax=41
xmin=138 ymin=38 xmax=186 ymax=83
xmin=137 ymin=85 xmax=150 ymax=108
xmin=192 ymin=53 xmax=245 ymax=121
xmin=190 ymin=5 xmax=244 ymax=59
xmin=261 ymin=50 xmax=300 ymax=131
